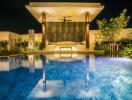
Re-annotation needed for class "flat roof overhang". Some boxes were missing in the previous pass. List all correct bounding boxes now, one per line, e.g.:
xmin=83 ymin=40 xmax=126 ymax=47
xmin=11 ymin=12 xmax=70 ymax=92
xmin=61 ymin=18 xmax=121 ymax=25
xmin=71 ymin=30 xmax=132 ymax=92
xmin=26 ymin=2 xmax=104 ymax=23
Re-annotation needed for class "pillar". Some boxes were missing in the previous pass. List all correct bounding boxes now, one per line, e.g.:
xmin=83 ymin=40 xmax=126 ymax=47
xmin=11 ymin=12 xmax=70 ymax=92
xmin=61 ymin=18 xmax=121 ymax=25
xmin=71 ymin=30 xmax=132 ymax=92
xmin=28 ymin=29 xmax=34 ymax=50
xmin=42 ymin=12 xmax=46 ymax=48
xmin=42 ymin=55 xmax=46 ymax=92
xmin=85 ymin=12 xmax=90 ymax=48
xmin=28 ymin=54 xmax=35 ymax=73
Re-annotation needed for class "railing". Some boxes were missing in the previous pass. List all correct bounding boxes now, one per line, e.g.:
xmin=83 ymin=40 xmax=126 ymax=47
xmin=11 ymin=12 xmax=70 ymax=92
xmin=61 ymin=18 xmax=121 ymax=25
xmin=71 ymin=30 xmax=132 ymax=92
xmin=108 ymin=43 xmax=119 ymax=53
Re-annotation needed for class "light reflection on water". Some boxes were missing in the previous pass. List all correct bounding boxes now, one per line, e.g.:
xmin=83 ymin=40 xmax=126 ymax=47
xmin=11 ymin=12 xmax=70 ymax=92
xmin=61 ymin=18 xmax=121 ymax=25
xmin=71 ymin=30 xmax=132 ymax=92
xmin=0 ymin=54 xmax=131 ymax=100
xmin=0 ymin=55 xmax=43 ymax=72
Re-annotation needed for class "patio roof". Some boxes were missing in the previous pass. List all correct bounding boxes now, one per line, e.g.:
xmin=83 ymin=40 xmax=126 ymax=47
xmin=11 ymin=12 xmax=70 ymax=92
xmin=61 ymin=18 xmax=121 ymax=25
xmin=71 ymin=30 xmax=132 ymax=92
xmin=26 ymin=2 xmax=104 ymax=23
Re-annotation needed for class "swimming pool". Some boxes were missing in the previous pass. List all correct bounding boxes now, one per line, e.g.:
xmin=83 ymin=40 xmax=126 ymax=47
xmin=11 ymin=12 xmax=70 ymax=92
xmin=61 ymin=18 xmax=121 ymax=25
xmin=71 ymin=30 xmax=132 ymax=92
xmin=0 ymin=54 xmax=132 ymax=100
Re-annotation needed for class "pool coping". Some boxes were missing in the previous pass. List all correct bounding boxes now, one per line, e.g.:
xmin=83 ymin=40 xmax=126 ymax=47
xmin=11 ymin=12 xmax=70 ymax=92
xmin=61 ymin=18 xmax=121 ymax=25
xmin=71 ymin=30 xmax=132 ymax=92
xmin=0 ymin=50 xmax=104 ymax=58
xmin=28 ymin=50 xmax=105 ymax=55
xmin=0 ymin=54 xmax=22 ymax=58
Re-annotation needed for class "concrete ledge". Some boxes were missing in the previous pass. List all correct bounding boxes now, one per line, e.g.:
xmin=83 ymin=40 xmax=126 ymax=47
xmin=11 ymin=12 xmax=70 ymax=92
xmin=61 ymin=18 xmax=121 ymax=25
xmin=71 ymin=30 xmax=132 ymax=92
xmin=27 ymin=50 xmax=104 ymax=55
xmin=42 ymin=50 xmax=104 ymax=55
xmin=0 ymin=50 xmax=104 ymax=58
xmin=0 ymin=54 xmax=21 ymax=58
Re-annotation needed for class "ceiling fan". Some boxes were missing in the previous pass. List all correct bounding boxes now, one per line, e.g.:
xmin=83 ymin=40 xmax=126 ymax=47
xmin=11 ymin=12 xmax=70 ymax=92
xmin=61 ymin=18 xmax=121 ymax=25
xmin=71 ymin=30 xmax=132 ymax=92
xmin=59 ymin=16 xmax=72 ymax=23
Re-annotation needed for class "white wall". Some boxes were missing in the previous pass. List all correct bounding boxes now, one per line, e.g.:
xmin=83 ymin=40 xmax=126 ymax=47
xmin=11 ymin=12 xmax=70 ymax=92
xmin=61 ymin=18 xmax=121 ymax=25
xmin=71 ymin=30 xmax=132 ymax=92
xmin=0 ymin=31 xmax=20 ymax=50
xmin=0 ymin=31 xmax=9 ymax=41
xmin=89 ymin=28 xmax=132 ymax=49
xmin=9 ymin=32 xmax=20 ymax=50
xmin=20 ymin=34 xmax=29 ymax=41
xmin=89 ymin=30 xmax=98 ymax=50
xmin=117 ymin=28 xmax=132 ymax=40
xmin=34 ymin=33 xmax=42 ymax=42
xmin=20 ymin=33 xmax=42 ymax=42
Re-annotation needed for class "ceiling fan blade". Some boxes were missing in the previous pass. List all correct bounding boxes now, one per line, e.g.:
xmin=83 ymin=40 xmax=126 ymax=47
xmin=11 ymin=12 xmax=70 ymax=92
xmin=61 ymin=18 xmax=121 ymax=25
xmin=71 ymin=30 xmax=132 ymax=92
xmin=58 ymin=15 xmax=72 ymax=18
xmin=59 ymin=19 xmax=63 ymax=20
xmin=65 ymin=20 xmax=72 ymax=21
xmin=65 ymin=16 xmax=72 ymax=18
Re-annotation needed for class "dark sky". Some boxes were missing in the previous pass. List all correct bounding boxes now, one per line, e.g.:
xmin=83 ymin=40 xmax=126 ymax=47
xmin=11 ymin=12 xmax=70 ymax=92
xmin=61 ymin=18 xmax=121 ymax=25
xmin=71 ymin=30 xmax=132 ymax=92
xmin=0 ymin=0 xmax=132 ymax=34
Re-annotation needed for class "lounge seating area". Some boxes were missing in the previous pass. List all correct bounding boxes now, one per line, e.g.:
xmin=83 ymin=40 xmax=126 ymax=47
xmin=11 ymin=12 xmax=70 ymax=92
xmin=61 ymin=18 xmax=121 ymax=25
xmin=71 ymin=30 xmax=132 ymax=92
xmin=48 ymin=41 xmax=84 ymax=46
xmin=45 ymin=41 xmax=85 ymax=51
xmin=42 ymin=41 xmax=104 ymax=54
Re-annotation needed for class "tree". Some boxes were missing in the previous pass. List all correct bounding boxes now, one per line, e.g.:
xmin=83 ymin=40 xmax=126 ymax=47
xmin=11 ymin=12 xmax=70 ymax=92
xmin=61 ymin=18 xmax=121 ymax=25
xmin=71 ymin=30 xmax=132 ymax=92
xmin=97 ymin=9 xmax=130 ymax=42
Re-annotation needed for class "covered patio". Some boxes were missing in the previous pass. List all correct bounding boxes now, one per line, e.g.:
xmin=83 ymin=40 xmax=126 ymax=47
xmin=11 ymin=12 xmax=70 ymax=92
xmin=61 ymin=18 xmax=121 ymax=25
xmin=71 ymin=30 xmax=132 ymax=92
xmin=26 ymin=2 xmax=104 ymax=52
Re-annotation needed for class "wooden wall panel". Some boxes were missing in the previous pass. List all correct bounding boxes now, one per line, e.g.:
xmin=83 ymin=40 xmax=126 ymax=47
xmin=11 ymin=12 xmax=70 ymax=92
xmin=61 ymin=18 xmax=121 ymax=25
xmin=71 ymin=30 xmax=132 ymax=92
xmin=46 ymin=22 xmax=85 ymax=42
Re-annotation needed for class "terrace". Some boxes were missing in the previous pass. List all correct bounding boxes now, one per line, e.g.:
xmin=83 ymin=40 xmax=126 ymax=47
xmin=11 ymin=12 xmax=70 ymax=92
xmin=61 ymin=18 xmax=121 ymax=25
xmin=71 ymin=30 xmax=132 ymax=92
xmin=0 ymin=2 xmax=131 ymax=100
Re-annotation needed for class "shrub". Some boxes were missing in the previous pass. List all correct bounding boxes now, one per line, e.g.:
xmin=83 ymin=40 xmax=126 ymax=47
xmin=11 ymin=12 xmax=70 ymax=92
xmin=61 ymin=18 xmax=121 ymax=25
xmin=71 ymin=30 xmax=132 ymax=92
xmin=94 ymin=41 xmax=111 ymax=54
xmin=35 ymin=41 xmax=43 ymax=50
xmin=0 ymin=40 xmax=8 ymax=50
xmin=118 ymin=47 xmax=132 ymax=58
xmin=116 ymin=38 xmax=132 ymax=48
xmin=16 ymin=41 xmax=28 ymax=51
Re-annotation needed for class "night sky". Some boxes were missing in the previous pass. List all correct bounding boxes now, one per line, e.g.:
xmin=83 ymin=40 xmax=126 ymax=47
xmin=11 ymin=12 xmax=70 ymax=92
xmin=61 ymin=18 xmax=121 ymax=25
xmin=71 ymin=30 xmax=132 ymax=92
xmin=0 ymin=0 xmax=132 ymax=34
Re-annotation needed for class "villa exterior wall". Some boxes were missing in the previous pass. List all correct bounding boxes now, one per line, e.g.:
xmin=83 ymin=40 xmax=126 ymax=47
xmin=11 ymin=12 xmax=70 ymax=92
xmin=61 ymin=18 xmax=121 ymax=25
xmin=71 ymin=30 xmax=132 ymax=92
xmin=34 ymin=33 xmax=42 ymax=42
xmin=89 ymin=28 xmax=132 ymax=49
xmin=20 ymin=33 xmax=42 ymax=42
xmin=0 ymin=31 xmax=9 ymax=41
xmin=9 ymin=32 xmax=20 ymax=50
xmin=0 ymin=28 xmax=132 ymax=50
xmin=117 ymin=28 xmax=132 ymax=40
xmin=89 ymin=30 xmax=98 ymax=50
xmin=20 ymin=34 xmax=29 ymax=41
xmin=0 ymin=31 xmax=19 ymax=50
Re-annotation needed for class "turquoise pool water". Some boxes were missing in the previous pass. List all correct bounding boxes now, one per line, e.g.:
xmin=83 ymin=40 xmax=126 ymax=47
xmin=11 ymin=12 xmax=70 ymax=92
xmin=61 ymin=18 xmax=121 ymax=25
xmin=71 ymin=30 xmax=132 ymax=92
xmin=0 ymin=54 xmax=132 ymax=100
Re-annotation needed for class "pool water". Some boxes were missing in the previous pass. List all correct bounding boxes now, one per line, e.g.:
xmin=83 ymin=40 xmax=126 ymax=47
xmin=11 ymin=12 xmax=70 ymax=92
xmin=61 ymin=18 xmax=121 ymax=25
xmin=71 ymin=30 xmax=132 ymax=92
xmin=0 ymin=54 xmax=132 ymax=100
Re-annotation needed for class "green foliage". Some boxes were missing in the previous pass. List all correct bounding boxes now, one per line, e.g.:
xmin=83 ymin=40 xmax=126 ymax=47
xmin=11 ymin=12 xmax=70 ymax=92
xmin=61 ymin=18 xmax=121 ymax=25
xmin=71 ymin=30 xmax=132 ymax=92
xmin=35 ymin=54 xmax=42 ymax=60
xmin=118 ymin=47 xmax=132 ymax=58
xmin=116 ymin=38 xmax=132 ymax=57
xmin=34 ymin=41 xmax=43 ymax=50
xmin=116 ymin=38 xmax=132 ymax=48
xmin=94 ymin=42 xmax=102 ymax=50
xmin=16 ymin=41 xmax=28 ymax=51
xmin=0 ymin=40 xmax=8 ymax=50
xmin=94 ymin=41 xmax=111 ymax=54
xmin=97 ymin=9 xmax=130 ymax=42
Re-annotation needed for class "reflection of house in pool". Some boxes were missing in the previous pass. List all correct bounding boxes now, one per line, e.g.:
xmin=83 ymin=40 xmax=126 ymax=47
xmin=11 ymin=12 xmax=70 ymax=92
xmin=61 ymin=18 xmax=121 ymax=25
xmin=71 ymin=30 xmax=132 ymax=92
xmin=0 ymin=55 xmax=43 ymax=72
xmin=28 ymin=54 xmax=96 ymax=99
xmin=28 ymin=55 xmax=35 ymax=73
xmin=0 ymin=53 xmax=103 ymax=99
xmin=0 ymin=56 xmax=21 ymax=71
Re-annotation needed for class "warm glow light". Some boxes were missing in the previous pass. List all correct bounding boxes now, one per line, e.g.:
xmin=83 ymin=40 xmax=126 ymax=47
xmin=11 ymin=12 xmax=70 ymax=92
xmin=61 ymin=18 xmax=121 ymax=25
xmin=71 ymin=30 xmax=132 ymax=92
xmin=54 ymin=54 xmax=61 ymax=58
xmin=54 ymin=46 xmax=77 ymax=51
xmin=60 ymin=47 xmax=72 ymax=51
xmin=54 ymin=46 xmax=60 ymax=51
xmin=28 ymin=79 xmax=100 ymax=99
xmin=60 ymin=54 xmax=72 ymax=58
xmin=26 ymin=3 xmax=104 ymax=22
xmin=72 ymin=46 xmax=77 ymax=51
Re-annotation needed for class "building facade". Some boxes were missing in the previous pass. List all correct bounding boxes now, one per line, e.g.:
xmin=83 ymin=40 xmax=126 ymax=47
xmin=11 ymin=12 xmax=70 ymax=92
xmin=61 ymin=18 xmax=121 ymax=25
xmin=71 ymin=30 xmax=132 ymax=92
xmin=0 ymin=28 xmax=131 ymax=50
xmin=0 ymin=2 xmax=131 ymax=50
